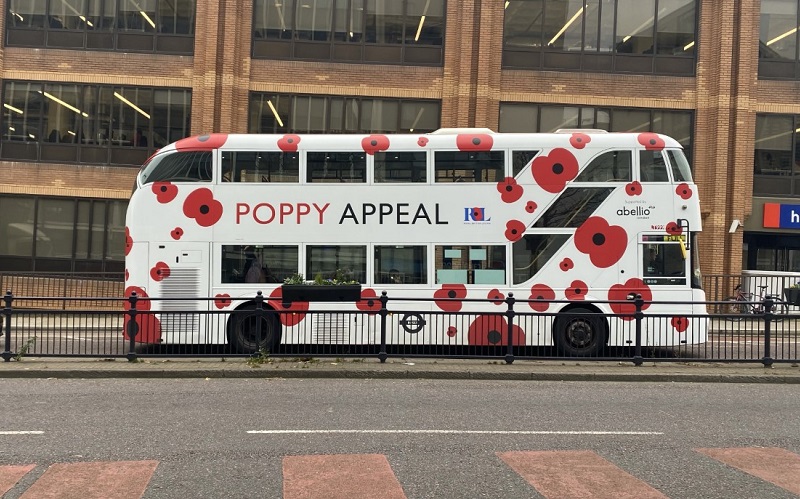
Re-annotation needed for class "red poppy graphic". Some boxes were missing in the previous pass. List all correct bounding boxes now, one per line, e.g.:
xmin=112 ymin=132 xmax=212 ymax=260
xmin=505 ymin=219 xmax=525 ymax=242
xmin=125 ymin=227 xmax=133 ymax=256
xmin=214 ymin=293 xmax=231 ymax=309
xmin=637 ymin=133 xmax=665 ymax=151
xmin=467 ymin=315 xmax=525 ymax=346
xmin=626 ymin=181 xmax=642 ymax=196
xmin=570 ymin=133 xmax=591 ymax=149
xmin=362 ymin=134 xmax=390 ymax=155
xmin=525 ymin=201 xmax=537 ymax=214
xmin=122 ymin=286 xmax=160 ymax=343
xmin=171 ymin=227 xmax=184 ymax=240
xmin=574 ymin=216 xmax=627 ymax=268
xmin=434 ymin=284 xmax=467 ymax=312
xmin=446 ymin=326 xmax=458 ymax=338
xmin=277 ymin=134 xmax=301 ymax=152
xmin=665 ymin=222 xmax=683 ymax=235
xmin=676 ymin=183 xmax=693 ymax=200
xmin=528 ymin=284 xmax=555 ymax=312
xmin=607 ymin=278 xmax=652 ymax=319
xmin=488 ymin=289 xmax=505 ymax=305
xmin=356 ymin=288 xmax=382 ymax=314
xmin=497 ymin=177 xmax=524 ymax=203
xmin=183 ymin=188 xmax=223 ymax=227
xmin=565 ymin=280 xmax=588 ymax=300
xmin=559 ymin=258 xmax=574 ymax=272
xmin=456 ymin=134 xmax=493 ymax=151
xmin=150 ymin=261 xmax=171 ymax=282
xmin=267 ymin=288 xmax=308 ymax=327
xmin=417 ymin=137 xmax=429 ymax=147
xmin=152 ymin=182 xmax=178 ymax=203
xmin=124 ymin=269 xmax=129 ymax=281
xmin=531 ymin=148 xmax=579 ymax=193
xmin=175 ymin=133 xmax=228 ymax=151
xmin=671 ymin=316 xmax=689 ymax=333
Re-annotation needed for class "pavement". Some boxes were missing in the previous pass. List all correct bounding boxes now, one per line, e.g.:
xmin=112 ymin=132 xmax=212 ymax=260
xmin=0 ymin=357 xmax=799 ymax=383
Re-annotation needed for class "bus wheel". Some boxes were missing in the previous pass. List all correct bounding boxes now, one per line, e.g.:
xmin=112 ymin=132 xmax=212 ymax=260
xmin=554 ymin=307 xmax=605 ymax=357
xmin=227 ymin=304 xmax=281 ymax=354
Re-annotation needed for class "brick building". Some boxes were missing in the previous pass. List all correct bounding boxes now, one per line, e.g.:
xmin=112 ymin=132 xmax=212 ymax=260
xmin=0 ymin=0 xmax=799 ymax=278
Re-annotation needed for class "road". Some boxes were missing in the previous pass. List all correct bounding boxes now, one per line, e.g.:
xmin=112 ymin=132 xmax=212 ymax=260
xmin=1 ymin=379 xmax=799 ymax=498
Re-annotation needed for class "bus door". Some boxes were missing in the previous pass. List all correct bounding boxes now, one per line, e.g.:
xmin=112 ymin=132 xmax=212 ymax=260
xmin=149 ymin=242 xmax=211 ymax=344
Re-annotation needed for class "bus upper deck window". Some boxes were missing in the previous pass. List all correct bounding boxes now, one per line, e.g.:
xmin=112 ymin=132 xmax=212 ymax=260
xmin=639 ymin=150 xmax=669 ymax=182
xmin=666 ymin=149 xmax=693 ymax=182
xmin=138 ymin=151 xmax=213 ymax=184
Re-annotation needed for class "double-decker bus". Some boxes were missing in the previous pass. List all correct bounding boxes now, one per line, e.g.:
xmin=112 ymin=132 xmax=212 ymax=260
xmin=124 ymin=129 xmax=706 ymax=356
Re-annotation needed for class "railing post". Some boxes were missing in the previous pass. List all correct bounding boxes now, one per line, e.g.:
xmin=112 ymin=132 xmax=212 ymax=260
xmin=254 ymin=291 xmax=264 ymax=355
xmin=378 ymin=291 xmax=389 ymax=363
xmin=505 ymin=292 xmax=516 ymax=365
xmin=633 ymin=293 xmax=644 ymax=366
xmin=762 ymin=296 xmax=774 ymax=367
xmin=126 ymin=291 xmax=138 ymax=361
xmin=2 ymin=291 xmax=14 ymax=362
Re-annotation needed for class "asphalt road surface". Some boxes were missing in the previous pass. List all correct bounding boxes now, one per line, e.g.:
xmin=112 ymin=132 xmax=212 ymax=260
xmin=1 ymin=379 xmax=799 ymax=498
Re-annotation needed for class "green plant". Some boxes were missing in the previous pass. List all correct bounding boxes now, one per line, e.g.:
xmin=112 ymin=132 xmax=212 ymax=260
xmin=246 ymin=348 xmax=272 ymax=367
xmin=284 ymin=269 xmax=359 ymax=286
xmin=790 ymin=281 xmax=800 ymax=289
xmin=14 ymin=336 xmax=36 ymax=361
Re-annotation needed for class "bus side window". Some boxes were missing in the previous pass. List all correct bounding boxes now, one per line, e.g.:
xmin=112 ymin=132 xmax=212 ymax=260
xmin=639 ymin=150 xmax=669 ymax=182
xmin=574 ymin=150 xmax=632 ymax=182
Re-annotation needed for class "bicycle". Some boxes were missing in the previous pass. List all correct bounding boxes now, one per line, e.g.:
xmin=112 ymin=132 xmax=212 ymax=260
xmin=724 ymin=284 xmax=789 ymax=320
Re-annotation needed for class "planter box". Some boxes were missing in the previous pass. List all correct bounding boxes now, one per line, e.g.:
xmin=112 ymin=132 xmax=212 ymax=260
xmin=281 ymin=284 xmax=362 ymax=303
xmin=783 ymin=288 xmax=800 ymax=306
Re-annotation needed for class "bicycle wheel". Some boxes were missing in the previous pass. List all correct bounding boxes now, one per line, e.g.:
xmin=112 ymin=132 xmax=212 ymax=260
xmin=768 ymin=298 xmax=789 ymax=321
xmin=723 ymin=296 xmax=747 ymax=320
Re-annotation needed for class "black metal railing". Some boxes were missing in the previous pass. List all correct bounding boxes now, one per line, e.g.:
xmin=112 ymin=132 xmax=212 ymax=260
xmin=2 ymin=290 xmax=798 ymax=365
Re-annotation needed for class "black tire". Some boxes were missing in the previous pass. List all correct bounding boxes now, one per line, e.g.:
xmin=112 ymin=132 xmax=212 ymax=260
xmin=553 ymin=307 xmax=606 ymax=357
xmin=723 ymin=297 xmax=747 ymax=320
xmin=226 ymin=304 xmax=281 ymax=354
xmin=766 ymin=297 xmax=789 ymax=321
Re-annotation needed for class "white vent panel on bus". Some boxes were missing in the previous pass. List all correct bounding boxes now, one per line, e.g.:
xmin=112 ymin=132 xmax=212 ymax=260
xmin=312 ymin=314 xmax=349 ymax=344
xmin=158 ymin=267 xmax=201 ymax=339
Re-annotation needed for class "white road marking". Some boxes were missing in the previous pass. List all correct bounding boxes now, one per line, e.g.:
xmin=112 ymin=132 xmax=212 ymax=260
xmin=0 ymin=431 xmax=44 ymax=435
xmin=246 ymin=429 xmax=662 ymax=435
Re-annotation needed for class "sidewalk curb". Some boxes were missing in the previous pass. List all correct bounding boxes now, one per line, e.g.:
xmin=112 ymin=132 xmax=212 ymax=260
xmin=1 ymin=367 xmax=799 ymax=383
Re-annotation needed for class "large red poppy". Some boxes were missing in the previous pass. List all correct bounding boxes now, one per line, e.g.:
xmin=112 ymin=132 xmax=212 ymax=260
xmin=122 ymin=286 xmax=160 ymax=343
xmin=531 ymin=148 xmax=579 ymax=193
xmin=214 ymin=294 xmax=231 ymax=309
xmin=125 ymin=227 xmax=133 ymax=256
xmin=175 ymin=134 xmax=228 ymax=151
xmin=150 ymin=261 xmax=171 ymax=282
xmin=626 ymin=181 xmax=642 ymax=196
xmin=183 ymin=188 xmax=223 ymax=227
xmin=676 ymin=183 xmax=693 ymax=200
xmin=574 ymin=216 xmax=627 ymax=268
xmin=267 ymin=288 xmax=308 ymax=327
xmin=152 ymin=182 xmax=178 ymax=203
xmin=277 ymin=134 xmax=301 ymax=152
xmin=637 ymin=133 xmax=665 ymax=151
xmin=505 ymin=220 xmax=526 ymax=242
xmin=565 ymin=280 xmax=588 ymax=300
xmin=497 ymin=177 xmax=524 ymax=203
xmin=607 ymin=278 xmax=652 ymax=319
xmin=671 ymin=316 xmax=689 ymax=333
xmin=356 ymin=288 xmax=382 ymax=314
xmin=361 ymin=135 xmax=390 ymax=155
xmin=456 ymin=134 xmax=493 ymax=151
xmin=528 ymin=284 xmax=555 ymax=312
xmin=467 ymin=314 xmax=526 ymax=346
xmin=434 ymin=284 xmax=467 ymax=312
xmin=570 ymin=133 xmax=591 ymax=149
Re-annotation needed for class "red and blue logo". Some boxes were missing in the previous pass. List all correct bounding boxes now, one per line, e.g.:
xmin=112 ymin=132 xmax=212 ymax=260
xmin=763 ymin=203 xmax=800 ymax=229
xmin=464 ymin=207 xmax=491 ymax=222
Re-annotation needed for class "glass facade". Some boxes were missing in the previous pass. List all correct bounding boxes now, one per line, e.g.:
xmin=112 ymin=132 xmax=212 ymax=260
xmin=503 ymin=0 xmax=696 ymax=75
xmin=1 ymin=81 xmax=191 ymax=166
xmin=6 ymin=0 xmax=196 ymax=53
xmin=753 ymin=114 xmax=800 ymax=196
xmin=252 ymin=0 xmax=445 ymax=65
xmin=759 ymin=0 xmax=800 ymax=79
xmin=0 ymin=194 xmax=127 ymax=272
xmin=498 ymin=103 xmax=694 ymax=164
xmin=249 ymin=93 xmax=441 ymax=133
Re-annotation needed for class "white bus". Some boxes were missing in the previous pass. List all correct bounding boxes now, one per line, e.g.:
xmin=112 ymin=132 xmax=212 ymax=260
xmin=124 ymin=129 xmax=707 ymax=356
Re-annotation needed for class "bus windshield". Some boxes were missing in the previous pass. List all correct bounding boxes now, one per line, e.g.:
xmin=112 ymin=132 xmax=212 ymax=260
xmin=137 ymin=150 xmax=213 ymax=185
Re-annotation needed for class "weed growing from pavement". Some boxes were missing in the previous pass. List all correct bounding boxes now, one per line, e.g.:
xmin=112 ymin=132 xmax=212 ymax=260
xmin=13 ymin=337 xmax=36 ymax=361
xmin=246 ymin=348 xmax=272 ymax=367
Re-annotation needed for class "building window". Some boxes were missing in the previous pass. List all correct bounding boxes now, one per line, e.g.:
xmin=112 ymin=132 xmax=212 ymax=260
xmin=1 ymin=80 xmax=191 ymax=166
xmin=249 ymin=93 xmax=440 ymax=133
xmin=498 ymin=103 xmax=694 ymax=165
xmin=6 ymin=0 xmax=196 ymax=54
xmin=759 ymin=0 xmax=800 ymax=79
xmin=502 ymin=0 xmax=696 ymax=76
xmin=0 ymin=194 xmax=126 ymax=273
xmin=753 ymin=114 xmax=800 ymax=196
xmin=252 ymin=0 xmax=445 ymax=65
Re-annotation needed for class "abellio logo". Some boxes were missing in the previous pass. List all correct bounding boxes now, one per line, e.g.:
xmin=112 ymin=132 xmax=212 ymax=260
xmin=464 ymin=207 xmax=491 ymax=223
xmin=617 ymin=205 xmax=653 ymax=217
